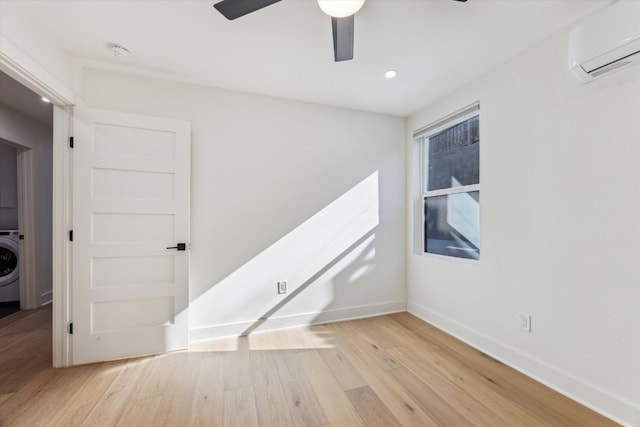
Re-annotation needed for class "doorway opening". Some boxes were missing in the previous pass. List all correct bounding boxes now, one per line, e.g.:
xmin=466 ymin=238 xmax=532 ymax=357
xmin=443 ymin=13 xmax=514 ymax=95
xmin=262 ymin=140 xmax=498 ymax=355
xmin=0 ymin=71 xmax=53 ymax=319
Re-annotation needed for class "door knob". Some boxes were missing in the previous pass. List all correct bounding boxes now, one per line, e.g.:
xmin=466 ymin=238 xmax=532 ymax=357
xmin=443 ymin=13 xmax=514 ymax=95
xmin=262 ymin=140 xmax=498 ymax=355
xmin=166 ymin=243 xmax=187 ymax=251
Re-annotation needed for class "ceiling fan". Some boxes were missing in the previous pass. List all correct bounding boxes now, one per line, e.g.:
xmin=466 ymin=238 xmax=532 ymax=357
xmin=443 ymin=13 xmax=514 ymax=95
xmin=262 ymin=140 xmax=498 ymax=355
xmin=213 ymin=0 xmax=468 ymax=62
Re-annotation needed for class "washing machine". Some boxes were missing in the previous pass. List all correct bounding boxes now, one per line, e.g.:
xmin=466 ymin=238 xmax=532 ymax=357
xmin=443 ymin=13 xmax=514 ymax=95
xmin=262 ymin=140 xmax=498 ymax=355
xmin=0 ymin=230 xmax=19 ymax=303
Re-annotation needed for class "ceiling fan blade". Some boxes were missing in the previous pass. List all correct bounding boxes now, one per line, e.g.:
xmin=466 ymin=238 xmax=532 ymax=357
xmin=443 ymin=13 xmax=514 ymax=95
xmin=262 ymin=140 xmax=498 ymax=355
xmin=331 ymin=16 xmax=355 ymax=62
xmin=213 ymin=0 xmax=281 ymax=20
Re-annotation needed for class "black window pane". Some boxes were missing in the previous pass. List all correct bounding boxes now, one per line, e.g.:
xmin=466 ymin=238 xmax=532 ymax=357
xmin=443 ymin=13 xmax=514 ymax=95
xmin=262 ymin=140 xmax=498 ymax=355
xmin=426 ymin=115 xmax=479 ymax=191
xmin=424 ymin=191 xmax=480 ymax=260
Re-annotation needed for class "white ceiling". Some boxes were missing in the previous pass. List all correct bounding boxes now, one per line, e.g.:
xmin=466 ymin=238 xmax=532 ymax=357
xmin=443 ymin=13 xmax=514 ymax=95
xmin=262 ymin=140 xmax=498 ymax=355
xmin=6 ymin=0 xmax=610 ymax=117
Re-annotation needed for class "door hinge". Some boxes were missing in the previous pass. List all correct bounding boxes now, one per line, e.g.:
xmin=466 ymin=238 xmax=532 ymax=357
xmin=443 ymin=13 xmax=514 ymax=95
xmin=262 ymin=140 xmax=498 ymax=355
xmin=69 ymin=136 xmax=74 ymax=148
xmin=69 ymin=322 xmax=73 ymax=334
xmin=69 ymin=230 xmax=73 ymax=242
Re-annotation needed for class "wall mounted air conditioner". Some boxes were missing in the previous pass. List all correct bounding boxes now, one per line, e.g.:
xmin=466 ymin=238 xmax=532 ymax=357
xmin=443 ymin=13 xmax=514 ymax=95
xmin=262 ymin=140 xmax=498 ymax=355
xmin=568 ymin=0 xmax=640 ymax=82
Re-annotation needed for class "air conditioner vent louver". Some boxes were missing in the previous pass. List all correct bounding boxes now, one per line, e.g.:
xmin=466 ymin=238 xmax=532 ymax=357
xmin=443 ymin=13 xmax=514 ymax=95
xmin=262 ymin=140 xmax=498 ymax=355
xmin=589 ymin=59 xmax=632 ymax=78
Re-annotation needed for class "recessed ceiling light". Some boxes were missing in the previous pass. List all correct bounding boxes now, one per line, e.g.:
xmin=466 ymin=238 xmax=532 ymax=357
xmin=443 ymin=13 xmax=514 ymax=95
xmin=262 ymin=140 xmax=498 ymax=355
xmin=41 ymin=97 xmax=51 ymax=103
xmin=384 ymin=70 xmax=398 ymax=79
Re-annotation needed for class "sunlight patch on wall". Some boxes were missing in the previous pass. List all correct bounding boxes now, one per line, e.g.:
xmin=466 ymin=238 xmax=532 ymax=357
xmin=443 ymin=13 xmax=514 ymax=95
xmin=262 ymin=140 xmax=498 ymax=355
xmin=190 ymin=172 xmax=380 ymax=335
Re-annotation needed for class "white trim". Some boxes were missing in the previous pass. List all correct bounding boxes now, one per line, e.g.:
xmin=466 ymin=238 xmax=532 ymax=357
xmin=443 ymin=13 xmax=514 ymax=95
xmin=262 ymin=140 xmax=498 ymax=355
xmin=16 ymin=149 xmax=37 ymax=309
xmin=52 ymin=105 xmax=72 ymax=367
xmin=0 ymin=35 xmax=75 ymax=106
xmin=418 ymin=251 xmax=481 ymax=265
xmin=407 ymin=302 xmax=640 ymax=427
xmin=190 ymin=301 xmax=407 ymax=342
xmin=413 ymin=101 xmax=479 ymax=139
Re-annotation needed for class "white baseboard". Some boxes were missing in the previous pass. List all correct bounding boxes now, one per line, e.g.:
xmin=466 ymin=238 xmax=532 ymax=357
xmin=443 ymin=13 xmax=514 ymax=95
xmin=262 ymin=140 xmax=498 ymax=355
xmin=408 ymin=302 xmax=640 ymax=427
xmin=190 ymin=301 xmax=407 ymax=342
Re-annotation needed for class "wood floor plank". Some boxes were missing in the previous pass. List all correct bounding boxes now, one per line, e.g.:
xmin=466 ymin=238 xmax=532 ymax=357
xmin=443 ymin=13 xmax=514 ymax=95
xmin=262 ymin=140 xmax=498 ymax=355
xmin=387 ymin=345 xmax=541 ymax=426
xmin=345 ymin=385 xmax=401 ymax=427
xmin=0 ymin=359 xmax=64 ymax=420
xmin=272 ymin=350 xmax=328 ymax=426
xmin=389 ymin=366 xmax=477 ymax=427
xmin=329 ymin=326 xmax=440 ymax=427
xmin=0 ymin=354 xmax=50 ymax=395
xmin=223 ymin=386 xmax=259 ymax=427
xmin=129 ymin=353 xmax=177 ymax=401
xmin=224 ymin=336 xmax=252 ymax=390
xmin=0 ymin=308 xmax=49 ymax=338
xmin=0 ymin=393 xmax=13 ymax=406
xmin=9 ymin=364 xmax=98 ymax=426
xmin=331 ymin=321 xmax=400 ymax=372
xmin=190 ymin=335 xmax=239 ymax=352
xmin=153 ymin=352 xmax=202 ymax=426
xmin=81 ymin=357 xmax=150 ymax=425
xmin=316 ymin=346 xmax=367 ymax=391
xmin=298 ymin=324 xmax=337 ymax=349
xmin=51 ymin=360 xmax=126 ymax=427
xmin=189 ymin=353 xmax=225 ymax=427
xmin=0 ymin=329 xmax=50 ymax=364
xmin=297 ymin=350 xmax=365 ymax=427
xmin=0 ymin=310 xmax=31 ymax=333
xmin=250 ymin=349 xmax=295 ymax=427
xmin=350 ymin=316 xmax=408 ymax=349
xmin=0 ymin=356 xmax=37 ymax=384
xmin=116 ymin=395 xmax=163 ymax=427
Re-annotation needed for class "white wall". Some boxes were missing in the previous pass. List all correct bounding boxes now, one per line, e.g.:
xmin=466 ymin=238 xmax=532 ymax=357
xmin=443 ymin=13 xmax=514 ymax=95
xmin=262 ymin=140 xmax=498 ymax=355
xmin=0 ymin=103 xmax=53 ymax=306
xmin=407 ymin=21 xmax=640 ymax=426
xmin=81 ymin=68 xmax=407 ymax=338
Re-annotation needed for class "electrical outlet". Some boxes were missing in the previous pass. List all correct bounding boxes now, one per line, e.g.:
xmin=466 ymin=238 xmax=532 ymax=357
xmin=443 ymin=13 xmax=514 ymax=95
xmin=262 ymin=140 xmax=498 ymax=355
xmin=277 ymin=281 xmax=287 ymax=294
xmin=518 ymin=313 xmax=531 ymax=332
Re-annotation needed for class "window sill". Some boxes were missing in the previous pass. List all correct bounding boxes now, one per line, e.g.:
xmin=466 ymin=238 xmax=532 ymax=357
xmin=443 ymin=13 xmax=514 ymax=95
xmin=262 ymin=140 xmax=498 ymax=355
xmin=417 ymin=252 xmax=481 ymax=265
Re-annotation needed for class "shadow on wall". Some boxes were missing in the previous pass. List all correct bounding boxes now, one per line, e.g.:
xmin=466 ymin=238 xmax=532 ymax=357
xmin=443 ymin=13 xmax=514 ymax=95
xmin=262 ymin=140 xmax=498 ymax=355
xmin=241 ymin=229 xmax=377 ymax=336
xmin=189 ymin=172 xmax=380 ymax=340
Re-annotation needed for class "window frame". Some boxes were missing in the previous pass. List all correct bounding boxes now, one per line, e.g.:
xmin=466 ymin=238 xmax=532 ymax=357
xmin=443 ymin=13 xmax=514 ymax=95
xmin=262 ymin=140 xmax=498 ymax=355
xmin=416 ymin=103 xmax=480 ymax=261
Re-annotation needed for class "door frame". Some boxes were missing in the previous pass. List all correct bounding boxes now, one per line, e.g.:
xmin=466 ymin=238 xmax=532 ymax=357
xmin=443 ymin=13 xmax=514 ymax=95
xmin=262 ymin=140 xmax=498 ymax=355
xmin=1 ymin=36 xmax=75 ymax=367
xmin=16 ymin=146 xmax=37 ymax=309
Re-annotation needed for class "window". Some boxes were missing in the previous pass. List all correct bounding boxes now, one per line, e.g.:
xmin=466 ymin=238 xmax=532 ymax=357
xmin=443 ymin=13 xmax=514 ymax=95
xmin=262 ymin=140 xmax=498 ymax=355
xmin=417 ymin=104 xmax=480 ymax=260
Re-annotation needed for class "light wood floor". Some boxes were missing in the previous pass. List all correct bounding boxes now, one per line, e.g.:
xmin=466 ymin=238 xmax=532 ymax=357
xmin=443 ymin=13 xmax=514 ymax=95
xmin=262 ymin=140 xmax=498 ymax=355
xmin=0 ymin=306 xmax=617 ymax=426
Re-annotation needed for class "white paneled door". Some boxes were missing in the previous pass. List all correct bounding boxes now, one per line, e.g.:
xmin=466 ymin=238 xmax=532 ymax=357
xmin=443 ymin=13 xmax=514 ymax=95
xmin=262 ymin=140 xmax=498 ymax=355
xmin=72 ymin=108 xmax=190 ymax=365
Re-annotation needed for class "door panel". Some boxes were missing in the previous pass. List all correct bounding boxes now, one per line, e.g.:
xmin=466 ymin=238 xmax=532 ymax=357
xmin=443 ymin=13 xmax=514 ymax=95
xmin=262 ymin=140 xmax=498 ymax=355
xmin=72 ymin=108 xmax=190 ymax=365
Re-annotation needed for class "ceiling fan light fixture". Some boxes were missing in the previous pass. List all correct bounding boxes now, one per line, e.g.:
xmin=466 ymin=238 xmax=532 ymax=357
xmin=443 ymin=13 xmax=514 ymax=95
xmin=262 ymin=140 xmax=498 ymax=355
xmin=317 ymin=0 xmax=365 ymax=18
